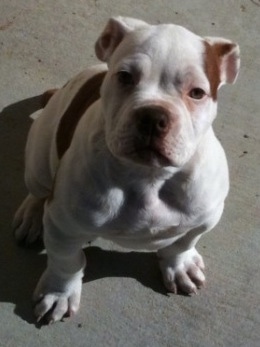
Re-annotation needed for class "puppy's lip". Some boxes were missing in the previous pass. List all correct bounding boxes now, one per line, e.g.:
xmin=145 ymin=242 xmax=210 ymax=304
xmin=129 ymin=145 xmax=172 ymax=167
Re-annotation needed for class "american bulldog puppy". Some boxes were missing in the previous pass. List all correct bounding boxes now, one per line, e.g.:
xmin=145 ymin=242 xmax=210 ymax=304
xmin=13 ymin=17 xmax=240 ymax=323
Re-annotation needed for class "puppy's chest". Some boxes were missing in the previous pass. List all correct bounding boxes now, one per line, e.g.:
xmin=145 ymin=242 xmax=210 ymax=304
xmin=119 ymin=191 xmax=180 ymax=231
xmin=90 ymin=185 xmax=189 ymax=235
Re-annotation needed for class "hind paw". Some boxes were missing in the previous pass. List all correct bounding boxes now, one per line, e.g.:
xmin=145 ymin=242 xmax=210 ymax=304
xmin=13 ymin=194 xmax=45 ymax=246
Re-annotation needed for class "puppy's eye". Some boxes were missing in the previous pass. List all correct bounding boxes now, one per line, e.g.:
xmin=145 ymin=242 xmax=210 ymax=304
xmin=189 ymin=88 xmax=206 ymax=100
xmin=117 ymin=71 xmax=135 ymax=86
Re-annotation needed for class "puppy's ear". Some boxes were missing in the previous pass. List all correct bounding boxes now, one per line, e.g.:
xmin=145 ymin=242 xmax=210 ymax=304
xmin=204 ymin=37 xmax=240 ymax=85
xmin=95 ymin=17 xmax=148 ymax=62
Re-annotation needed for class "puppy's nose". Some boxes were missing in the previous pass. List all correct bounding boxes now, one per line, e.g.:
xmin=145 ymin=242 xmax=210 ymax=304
xmin=135 ymin=107 xmax=170 ymax=138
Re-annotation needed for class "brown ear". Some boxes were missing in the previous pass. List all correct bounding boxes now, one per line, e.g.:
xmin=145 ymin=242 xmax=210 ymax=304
xmin=205 ymin=37 xmax=240 ymax=85
xmin=95 ymin=17 xmax=148 ymax=62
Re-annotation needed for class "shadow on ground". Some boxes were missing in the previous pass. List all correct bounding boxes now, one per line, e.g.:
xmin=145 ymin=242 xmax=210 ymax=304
xmin=0 ymin=96 xmax=167 ymax=327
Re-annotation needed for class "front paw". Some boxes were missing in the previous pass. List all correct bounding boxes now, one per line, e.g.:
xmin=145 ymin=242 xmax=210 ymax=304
xmin=158 ymin=248 xmax=206 ymax=295
xmin=33 ymin=269 xmax=82 ymax=323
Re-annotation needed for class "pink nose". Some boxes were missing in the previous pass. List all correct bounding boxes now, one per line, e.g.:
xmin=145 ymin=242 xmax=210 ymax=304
xmin=135 ymin=106 xmax=170 ymax=138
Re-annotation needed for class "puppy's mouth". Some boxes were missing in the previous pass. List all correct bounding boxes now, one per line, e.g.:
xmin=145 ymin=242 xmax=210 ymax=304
xmin=125 ymin=143 xmax=172 ymax=167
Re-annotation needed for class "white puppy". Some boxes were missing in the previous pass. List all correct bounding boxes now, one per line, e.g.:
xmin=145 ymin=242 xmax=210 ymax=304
xmin=13 ymin=17 xmax=240 ymax=323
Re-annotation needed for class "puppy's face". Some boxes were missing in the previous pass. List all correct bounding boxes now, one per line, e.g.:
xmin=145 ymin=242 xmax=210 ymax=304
xmin=97 ymin=19 xmax=240 ymax=168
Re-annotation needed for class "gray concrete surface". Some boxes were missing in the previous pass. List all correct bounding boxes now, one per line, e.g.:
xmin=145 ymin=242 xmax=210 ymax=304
xmin=0 ymin=0 xmax=259 ymax=346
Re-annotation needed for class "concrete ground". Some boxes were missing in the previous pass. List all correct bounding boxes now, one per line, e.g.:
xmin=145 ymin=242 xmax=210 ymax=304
xmin=0 ymin=0 xmax=259 ymax=346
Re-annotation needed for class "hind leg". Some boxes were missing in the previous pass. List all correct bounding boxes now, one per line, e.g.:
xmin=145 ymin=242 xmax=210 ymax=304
xmin=13 ymin=96 xmax=59 ymax=245
xmin=13 ymin=194 xmax=46 ymax=246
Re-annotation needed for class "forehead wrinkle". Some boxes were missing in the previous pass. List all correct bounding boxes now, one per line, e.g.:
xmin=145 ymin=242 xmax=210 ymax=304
xmin=111 ymin=24 xmax=208 ymax=91
xmin=112 ymin=24 xmax=204 ymax=69
xmin=138 ymin=25 xmax=204 ymax=69
xmin=142 ymin=30 xmax=206 ymax=92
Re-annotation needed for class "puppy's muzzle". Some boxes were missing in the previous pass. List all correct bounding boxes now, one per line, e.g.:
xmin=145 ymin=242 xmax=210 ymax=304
xmin=128 ymin=106 xmax=174 ymax=166
xmin=135 ymin=106 xmax=170 ymax=141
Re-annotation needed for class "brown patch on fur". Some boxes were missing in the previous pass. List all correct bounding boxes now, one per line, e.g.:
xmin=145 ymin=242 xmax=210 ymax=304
xmin=203 ymin=42 xmax=220 ymax=101
xmin=203 ymin=41 xmax=236 ymax=100
xmin=42 ymin=89 xmax=58 ymax=108
xmin=56 ymin=71 xmax=106 ymax=159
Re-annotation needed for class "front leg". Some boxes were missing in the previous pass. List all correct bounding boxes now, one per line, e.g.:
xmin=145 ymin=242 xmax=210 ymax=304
xmin=34 ymin=211 xmax=87 ymax=323
xmin=158 ymin=206 xmax=224 ymax=295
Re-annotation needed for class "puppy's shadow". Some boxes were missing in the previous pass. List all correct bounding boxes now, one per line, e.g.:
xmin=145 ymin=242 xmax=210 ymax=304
xmin=0 ymin=94 xmax=43 ymax=193
xmin=0 ymin=94 xmax=46 ymax=324
xmin=0 ymin=95 xmax=167 ymax=327
xmin=1 ymin=94 xmax=43 ymax=119
xmin=84 ymin=246 xmax=167 ymax=295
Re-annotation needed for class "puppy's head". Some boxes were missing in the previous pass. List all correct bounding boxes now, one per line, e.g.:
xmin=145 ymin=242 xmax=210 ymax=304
xmin=95 ymin=17 xmax=240 ymax=168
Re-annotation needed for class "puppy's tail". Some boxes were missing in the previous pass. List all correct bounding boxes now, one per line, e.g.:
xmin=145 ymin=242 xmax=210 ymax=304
xmin=28 ymin=88 xmax=59 ymax=121
xmin=41 ymin=89 xmax=58 ymax=108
